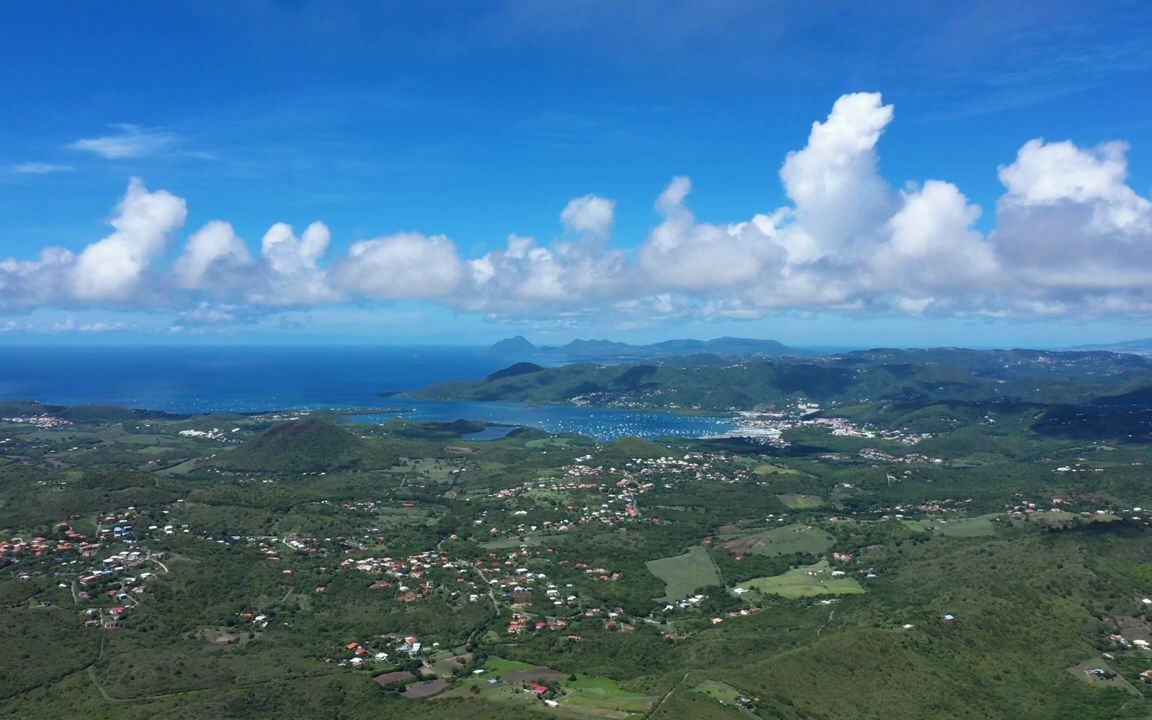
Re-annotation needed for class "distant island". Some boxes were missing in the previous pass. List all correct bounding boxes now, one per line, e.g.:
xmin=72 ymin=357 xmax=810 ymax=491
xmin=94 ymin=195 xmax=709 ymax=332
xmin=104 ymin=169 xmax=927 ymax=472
xmin=485 ymin=335 xmax=806 ymax=362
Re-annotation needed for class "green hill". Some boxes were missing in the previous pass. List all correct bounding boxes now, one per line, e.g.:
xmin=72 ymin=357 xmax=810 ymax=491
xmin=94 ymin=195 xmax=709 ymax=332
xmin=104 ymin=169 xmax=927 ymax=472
xmin=485 ymin=361 xmax=545 ymax=381
xmin=217 ymin=417 xmax=367 ymax=472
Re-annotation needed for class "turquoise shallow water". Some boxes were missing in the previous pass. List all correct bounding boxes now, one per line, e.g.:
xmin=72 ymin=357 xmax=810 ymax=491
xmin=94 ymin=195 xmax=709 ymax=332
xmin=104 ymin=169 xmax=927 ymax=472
xmin=0 ymin=345 xmax=737 ymax=440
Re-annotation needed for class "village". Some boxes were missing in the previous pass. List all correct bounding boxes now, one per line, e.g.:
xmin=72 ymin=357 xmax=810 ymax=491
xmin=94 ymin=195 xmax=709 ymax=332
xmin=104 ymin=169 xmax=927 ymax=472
xmin=723 ymin=402 xmax=935 ymax=451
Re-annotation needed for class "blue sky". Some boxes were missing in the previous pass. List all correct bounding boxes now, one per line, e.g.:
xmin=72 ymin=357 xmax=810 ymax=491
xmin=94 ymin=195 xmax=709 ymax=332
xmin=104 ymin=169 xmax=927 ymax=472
xmin=1 ymin=0 xmax=1151 ymax=347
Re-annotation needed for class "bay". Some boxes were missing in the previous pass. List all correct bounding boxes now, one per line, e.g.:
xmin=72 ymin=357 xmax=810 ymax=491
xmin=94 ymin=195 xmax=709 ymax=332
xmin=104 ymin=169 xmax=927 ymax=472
xmin=0 ymin=345 xmax=738 ymax=440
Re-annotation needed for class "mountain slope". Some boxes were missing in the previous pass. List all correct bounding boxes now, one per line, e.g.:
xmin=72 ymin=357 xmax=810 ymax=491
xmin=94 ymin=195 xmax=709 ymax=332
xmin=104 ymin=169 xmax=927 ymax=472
xmin=416 ymin=350 xmax=1152 ymax=412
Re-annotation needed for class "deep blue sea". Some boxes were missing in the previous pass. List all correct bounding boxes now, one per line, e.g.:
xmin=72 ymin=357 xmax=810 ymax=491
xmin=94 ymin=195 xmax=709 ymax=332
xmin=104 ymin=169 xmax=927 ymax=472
xmin=0 ymin=346 xmax=737 ymax=440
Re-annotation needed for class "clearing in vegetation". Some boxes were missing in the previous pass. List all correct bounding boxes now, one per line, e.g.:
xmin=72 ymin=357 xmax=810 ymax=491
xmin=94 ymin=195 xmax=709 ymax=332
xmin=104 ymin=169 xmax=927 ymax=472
xmin=436 ymin=659 xmax=653 ymax=717
xmin=776 ymin=493 xmax=825 ymax=509
xmin=904 ymin=513 xmax=1001 ymax=537
xmin=736 ymin=559 xmax=865 ymax=598
xmin=501 ymin=666 xmax=567 ymax=683
xmin=403 ymin=679 xmax=449 ymax=698
xmin=1067 ymin=658 xmax=1141 ymax=695
xmin=560 ymin=675 xmax=655 ymax=714
xmin=524 ymin=436 xmax=575 ymax=449
xmin=753 ymin=462 xmax=805 ymax=476
xmin=718 ymin=523 xmax=834 ymax=556
xmin=692 ymin=679 xmax=750 ymax=706
xmin=646 ymin=545 xmax=722 ymax=601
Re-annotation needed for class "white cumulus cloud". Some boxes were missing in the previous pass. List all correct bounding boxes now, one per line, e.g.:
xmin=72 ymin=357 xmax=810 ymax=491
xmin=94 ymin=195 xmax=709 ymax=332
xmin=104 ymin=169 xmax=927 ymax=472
xmin=335 ymin=233 xmax=466 ymax=299
xmin=639 ymin=177 xmax=782 ymax=291
xmin=70 ymin=178 xmax=187 ymax=301
xmin=778 ymin=92 xmax=897 ymax=263
xmin=994 ymin=138 xmax=1152 ymax=301
xmin=4 ymin=92 xmax=1152 ymax=326
xmin=247 ymin=222 xmax=338 ymax=305
xmin=172 ymin=221 xmax=254 ymax=291
xmin=560 ymin=195 xmax=616 ymax=239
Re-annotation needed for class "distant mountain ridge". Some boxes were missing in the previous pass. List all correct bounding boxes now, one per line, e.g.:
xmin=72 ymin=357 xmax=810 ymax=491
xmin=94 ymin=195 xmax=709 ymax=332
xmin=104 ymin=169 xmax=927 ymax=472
xmin=1072 ymin=338 xmax=1152 ymax=356
xmin=485 ymin=335 xmax=804 ymax=362
xmin=419 ymin=347 xmax=1152 ymax=421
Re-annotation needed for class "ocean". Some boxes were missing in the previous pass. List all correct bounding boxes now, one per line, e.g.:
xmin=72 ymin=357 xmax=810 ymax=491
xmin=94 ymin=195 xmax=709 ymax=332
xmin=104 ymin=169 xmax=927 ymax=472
xmin=0 ymin=345 xmax=738 ymax=440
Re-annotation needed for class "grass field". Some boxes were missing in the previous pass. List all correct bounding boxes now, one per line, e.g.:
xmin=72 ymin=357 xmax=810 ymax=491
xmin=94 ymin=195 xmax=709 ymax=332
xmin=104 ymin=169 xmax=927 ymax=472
xmin=373 ymin=505 xmax=442 ymax=528
xmin=736 ymin=559 xmax=865 ymax=598
xmin=481 ymin=532 xmax=568 ymax=550
xmin=563 ymin=675 xmax=656 ymax=713
xmin=437 ymin=659 xmax=652 ymax=718
xmin=905 ymin=513 xmax=1002 ymax=537
xmin=718 ymin=523 xmax=834 ymax=557
xmin=1024 ymin=511 xmax=1121 ymax=530
xmin=692 ymin=679 xmax=751 ymax=708
xmin=485 ymin=657 xmax=536 ymax=675
xmin=524 ymin=437 xmax=575 ymax=449
xmin=158 ymin=458 xmax=199 ymax=475
xmin=753 ymin=462 xmax=805 ymax=476
xmin=646 ymin=545 xmax=722 ymax=601
xmin=776 ymin=493 xmax=825 ymax=510
xmin=387 ymin=457 xmax=464 ymax=484
xmin=1067 ymin=657 xmax=1141 ymax=696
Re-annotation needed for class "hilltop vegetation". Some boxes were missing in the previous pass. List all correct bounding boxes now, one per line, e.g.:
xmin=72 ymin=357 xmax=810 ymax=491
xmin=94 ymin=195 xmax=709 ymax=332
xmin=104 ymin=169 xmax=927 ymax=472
xmin=419 ymin=348 xmax=1152 ymax=411
xmin=217 ymin=417 xmax=371 ymax=472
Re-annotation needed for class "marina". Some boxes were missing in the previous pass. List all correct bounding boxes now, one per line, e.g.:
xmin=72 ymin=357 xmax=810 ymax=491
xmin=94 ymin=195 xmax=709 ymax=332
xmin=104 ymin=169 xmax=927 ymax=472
xmin=351 ymin=399 xmax=741 ymax=441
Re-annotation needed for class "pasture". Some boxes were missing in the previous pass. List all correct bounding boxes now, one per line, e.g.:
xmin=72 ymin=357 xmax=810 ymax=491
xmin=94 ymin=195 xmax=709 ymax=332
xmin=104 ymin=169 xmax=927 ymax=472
xmin=692 ymin=679 xmax=746 ymax=705
xmin=718 ymin=523 xmax=834 ymax=557
xmin=753 ymin=462 xmax=805 ymax=476
xmin=1067 ymin=657 xmax=1141 ymax=696
xmin=525 ymin=437 xmax=575 ymax=449
xmin=646 ymin=545 xmax=722 ymax=601
xmin=561 ymin=675 xmax=655 ymax=714
xmin=905 ymin=513 xmax=1001 ymax=537
xmin=436 ymin=659 xmax=653 ymax=718
xmin=736 ymin=559 xmax=865 ymax=599
xmin=776 ymin=493 xmax=825 ymax=510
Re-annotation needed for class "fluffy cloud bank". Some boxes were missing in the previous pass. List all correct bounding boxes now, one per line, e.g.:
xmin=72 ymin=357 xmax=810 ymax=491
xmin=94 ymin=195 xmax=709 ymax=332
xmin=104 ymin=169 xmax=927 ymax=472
xmin=4 ymin=92 xmax=1152 ymax=322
